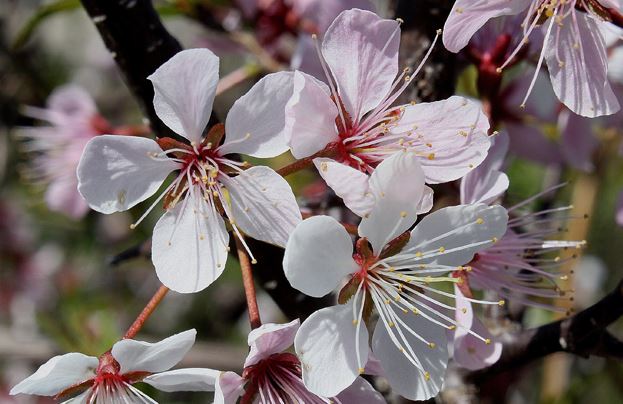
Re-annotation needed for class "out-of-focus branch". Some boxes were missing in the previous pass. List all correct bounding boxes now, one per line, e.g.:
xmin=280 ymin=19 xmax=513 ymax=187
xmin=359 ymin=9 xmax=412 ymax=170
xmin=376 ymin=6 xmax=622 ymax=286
xmin=467 ymin=279 xmax=623 ymax=383
xmin=79 ymin=0 xmax=182 ymax=138
xmin=393 ymin=0 xmax=457 ymax=103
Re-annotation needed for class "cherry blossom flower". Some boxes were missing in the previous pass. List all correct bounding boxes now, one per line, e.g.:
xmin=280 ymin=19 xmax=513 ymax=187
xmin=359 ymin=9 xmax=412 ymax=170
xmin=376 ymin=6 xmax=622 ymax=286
xmin=145 ymin=320 xmax=385 ymax=403
xmin=460 ymin=132 xmax=585 ymax=310
xmin=283 ymin=151 xmax=508 ymax=400
xmin=10 ymin=329 xmax=205 ymax=403
xmin=443 ymin=0 xmax=621 ymax=117
xmin=76 ymin=48 xmax=301 ymax=293
xmin=285 ymin=8 xmax=491 ymax=216
xmin=17 ymin=85 xmax=111 ymax=219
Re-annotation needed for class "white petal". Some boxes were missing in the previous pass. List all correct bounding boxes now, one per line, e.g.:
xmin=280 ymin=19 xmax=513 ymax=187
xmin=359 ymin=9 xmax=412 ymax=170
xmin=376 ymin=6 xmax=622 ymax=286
xmin=335 ymin=377 xmax=386 ymax=403
xmin=544 ymin=13 xmax=619 ymax=117
xmin=77 ymin=135 xmax=178 ymax=214
xmin=390 ymin=96 xmax=491 ymax=184
xmin=313 ymin=158 xmax=374 ymax=216
xmin=148 ymin=48 xmax=219 ymax=142
xmin=152 ymin=192 xmax=229 ymax=293
xmin=403 ymin=204 xmax=508 ymax=267
xmin=220 ymin=71 xmax=294 ymax=158
xmin=372 ymin=306 xmax=448 ymax=401
xmin=222 ymin=166 xmax=301 ymax=247
xmin=142 ymin=368 xmax=220 ymax=392
xmin=215 ymin=371 xmax=246 ymax=404
xmin=244 ymin=319 xmax=300 ymax=368
xmin=322 ymin=9 xmax=400 ymax=121
xmin=285 ymin=71 xmax=339 ymax=159
xmin=10 ymin=353 xmax=97 ymax=396
xmin=358 ymin=151 xmax=427 ymax=253
xmin=295 ymin=304 xmax=368 ymax=397
xmin=283 ymin=216 xmax=358 ymax=297
xmin=112 ymin=329 xmax=196 ymax=374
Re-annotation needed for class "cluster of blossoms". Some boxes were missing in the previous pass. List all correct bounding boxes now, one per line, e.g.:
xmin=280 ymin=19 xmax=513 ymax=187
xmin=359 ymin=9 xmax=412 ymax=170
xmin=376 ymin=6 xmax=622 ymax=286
xmin=11 ymin=1 xmax=611 ymax=402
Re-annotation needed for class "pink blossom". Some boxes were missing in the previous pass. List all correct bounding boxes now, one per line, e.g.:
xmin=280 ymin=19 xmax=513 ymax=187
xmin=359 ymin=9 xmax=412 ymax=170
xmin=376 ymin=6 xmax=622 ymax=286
xmin=285 ymin=9 xmax=491 ymax=216
xmin=443 ymin=0 xmax=621 ymax=117
xmin=145 ymin=320 xmax=385 ymax=403
xmin=283 ymin=152 xmax=508 ymax=400
xmin=11 ymin=330 xmax=207 ymax=402
xmin=18 ymin=85 xmax=109 ymax=219
xmin=460 ymin=132 xmax=585 ymax=311
xmin=77 ymin=49 xmax=301 ymax=293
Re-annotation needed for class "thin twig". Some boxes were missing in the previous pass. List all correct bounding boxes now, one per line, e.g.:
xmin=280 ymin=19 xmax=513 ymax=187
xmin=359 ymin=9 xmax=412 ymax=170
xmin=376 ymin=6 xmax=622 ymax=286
xmin=235 ymin=236 xmax=262 ymax=329
xmin=123 ymin=285 xmax=169 ymax=339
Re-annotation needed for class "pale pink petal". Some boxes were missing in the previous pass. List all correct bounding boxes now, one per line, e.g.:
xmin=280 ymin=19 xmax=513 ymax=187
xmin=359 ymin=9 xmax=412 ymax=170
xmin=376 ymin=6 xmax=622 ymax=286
xmin=460 ymin=132 xmax=510 ymax=205
xmin=244 ymin=319 xmax=300 ymax=368
xmin=372 ymin=305 xmax=448 ymax=401
xmin=45 ymin=176 xmax=90 ymax=219
xmin=559 ymin=109 xmax=598 ymax=172
xmin=222 ymin=166 xmax=301 ymax=247
xmin=295 ymin=303 xmax=368 ymax=397
xmin=544 ymin=12 xmax=620 ymax=117
xmin=77 ymin=135 xmax=178 ymax=214
xmin=112 ymin=329 xmax=196 ymax=374
xmin=322 ymin=9 xmax=400 ymax=121
xmin=143 ymin=368 xmax=235 ymax=393
xmin=443 ymin=0 xmax=532 ymax=52
xmin=152 ymin=192 xmax=229 ymax=293
xmin=403 ymin=204 xmax=508 ymax=267
xmin=313 ymin=157 xmax=374 ymax=216
xmin=335 ymin=377 xmax=386 ymax=403
xmin=453 ymin=286 xmax=502 ymax=370
xmin=417 ymin=186 xmax=434 ymax=215
xmin=220 ymin=72 xmax=294 ymax=158
xmin=47 ymin=85 xmax=96 ymax=122
xmin=617 ymin=191 xmax=623 ymax=226
xmin=505 ymin=122 xmax=563 ymax=165
xmin=10 ymin=353 xmax=98 ymax=396
xmin=390 ymin=96 xmax=491 ymax=183
xmin=358 ymin=151 xmax=427 ymax=253
xmin=285 ymin=71 xmax=339 ymax=159
xmin=283 ymin=215 xmax=358 ymax=297
xmin=215 ymin=371 xmax=246 ymax=404
xmin=148 ymin=49 xmax=220 ymax=142
xmin=292 ymin=0 xmax=375 ymax=32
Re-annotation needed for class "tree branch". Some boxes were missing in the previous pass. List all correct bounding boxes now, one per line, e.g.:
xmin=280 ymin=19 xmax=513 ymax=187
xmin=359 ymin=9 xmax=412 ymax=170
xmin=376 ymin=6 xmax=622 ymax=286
xmin=79 ymin=0 xmax=182 ymax=138
xmin=467 ymin=280 xmax=623 ymax=383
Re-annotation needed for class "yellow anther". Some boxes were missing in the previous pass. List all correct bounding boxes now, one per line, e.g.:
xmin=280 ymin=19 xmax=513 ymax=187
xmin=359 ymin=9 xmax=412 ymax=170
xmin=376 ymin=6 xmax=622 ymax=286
xmin=352 ymin=319 xmax=358 ymax=325
xmin=427 ymin=153 xmax=435 ymax=160
xmin=491 ymin=237 xmax=498 ymax=243
xmin=428 ymin=342 xmax=436 ymax=349
xmin=358 ymin=367 xmax=365 ymax=374
xmin=400 ymin=211 xmax=408 ymax=218
xmin=251 ymin=259 xmax=258 ymax=264
xmin=461 ymin=308 xmax=467 ymax=314
xmin=416 ymin=251 xmax=423 ymax=258
xmin=424 ymin=371 xmax=430 ymax=381
xmin=439 ymin=247 xmax=446 ymax=253
xmin=129 ymin=224 xmax=137 ymax=230
xmin=476 ymin=217 xmax=484 ymax=224
xmin=498 ymin=300 xmax=505 ymax=306
xmin=485 ymin=338 xmax=492 ymax=345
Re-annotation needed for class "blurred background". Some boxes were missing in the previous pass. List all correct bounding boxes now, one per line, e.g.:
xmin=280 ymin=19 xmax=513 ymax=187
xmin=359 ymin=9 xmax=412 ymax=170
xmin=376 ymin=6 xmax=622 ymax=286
xmin=0 ymin=0 xmax=622 ymax=403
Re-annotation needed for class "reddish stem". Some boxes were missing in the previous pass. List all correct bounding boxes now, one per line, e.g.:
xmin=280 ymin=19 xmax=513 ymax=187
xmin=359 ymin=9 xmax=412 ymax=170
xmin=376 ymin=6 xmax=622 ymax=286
xmin=235 ymin=237 xmax=262 ymax=329
xmin=123 ymin=285 xmax=169 ymax=339
xmin=276 ymin=144 xmax=338 ymax=177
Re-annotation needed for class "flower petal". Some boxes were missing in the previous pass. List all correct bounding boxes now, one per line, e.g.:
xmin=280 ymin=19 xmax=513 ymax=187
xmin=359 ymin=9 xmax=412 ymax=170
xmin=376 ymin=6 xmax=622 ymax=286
xmin=143 ymin=368 xmax=217 ymax=391
xmin=222 ymin=166 xmax=301 ymax=247
xmin=220 ymin=71 xmax=294 ymax=158
xmin=322 ymin=9 xmax=400 ymax=121
xmin=46 ymin=176 xmax=90 ymax=219
xmin=148 ymin=48 xmax=219 ymax=142
xmin=244 ymin=319 xmax=300 ymax=368
xmin=215 ymin=371 xmax=246 ymax=404
xmin=284 ymin=215 xmax=357 ymax=297
xmin=48 ymin=85 xmax=97 ymax=122
xmin=77 ymin=135 xmax=178 ymax=214
xmin=295 ymin=303 xmax=368 ymax=397
xmin=390 ymin=96 xmax=491 ymax=184
xmin=10 ymin=353 xmax=98 ymax=396
xmin=335 ymin=377 xmax=386 ymax=403
xmin=285 ymin=71 xmax=339 ymax=159
xmin=358 ymin=151 xmax=427 ymax=253
xmin=460 ymin=132 xmax=509 ymax=205
xmin=112 ymin=329 xmax=196 ymax=374
xmin=313 ymin=157 xmax=374 ymax=216
xmin=403 ymin=204 xmax=508 ymax=267
xmin=152 ymin=191 xmax=229 ymax=293
xmin=544 ymin=12 xmax=620 ymax=117
xmin=453 ymin=286 xmax=502 ymax=370
xmin=559 ymin=109 xmax=598 ymax=172
xmin=442 ymin=0 xmax=532 ymax=52
xmin=372 ymin=305 xmax=448 ymax=401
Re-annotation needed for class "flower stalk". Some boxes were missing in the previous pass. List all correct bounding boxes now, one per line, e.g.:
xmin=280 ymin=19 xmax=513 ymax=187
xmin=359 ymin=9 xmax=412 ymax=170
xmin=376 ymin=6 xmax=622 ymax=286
xmin=123 ymin=285 xmax=169 ymax=339
xmin=236 ymin=236 xmax=262 ymax=329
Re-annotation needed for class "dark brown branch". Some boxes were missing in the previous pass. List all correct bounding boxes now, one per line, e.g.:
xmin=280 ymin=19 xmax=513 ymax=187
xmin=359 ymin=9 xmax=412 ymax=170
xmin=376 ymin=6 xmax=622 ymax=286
xmin=468 ymin=280 xmax=623 ymax=383
xmin=79 ymin=0 xmax=183 ymax=138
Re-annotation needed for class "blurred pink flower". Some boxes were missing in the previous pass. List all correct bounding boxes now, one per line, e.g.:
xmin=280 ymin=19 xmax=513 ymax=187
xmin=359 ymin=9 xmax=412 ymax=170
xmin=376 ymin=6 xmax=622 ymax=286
xmin=77 ymin=49 xmax=301 ymax=294
xmin=285 ymin=9 xmax=491 ymax=216
xmin=18 ymin=85 xmax=109 ymax=219
xmin=444 ymin=0 xmax=621 ymax=117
